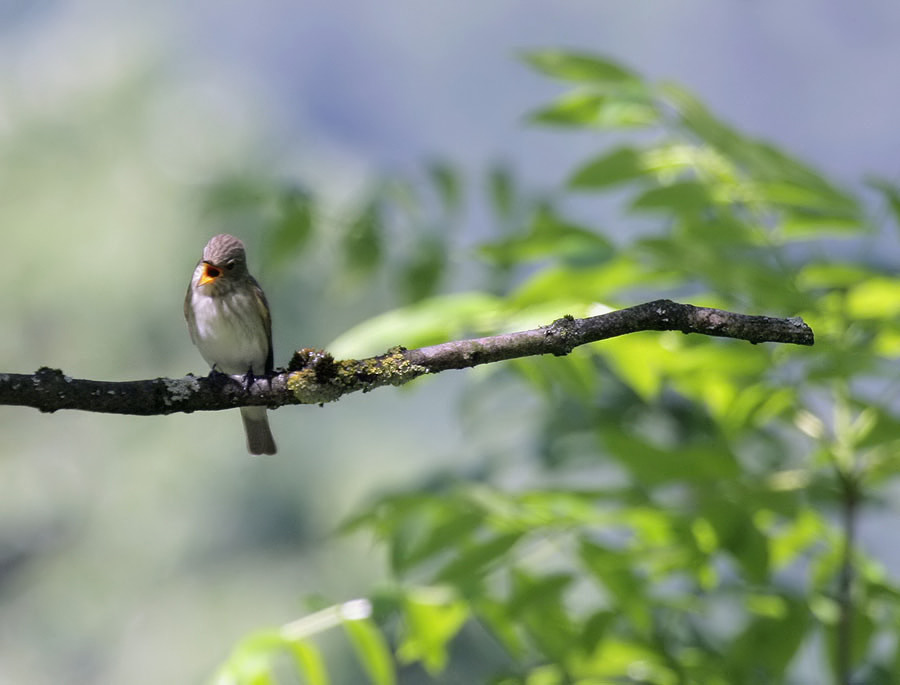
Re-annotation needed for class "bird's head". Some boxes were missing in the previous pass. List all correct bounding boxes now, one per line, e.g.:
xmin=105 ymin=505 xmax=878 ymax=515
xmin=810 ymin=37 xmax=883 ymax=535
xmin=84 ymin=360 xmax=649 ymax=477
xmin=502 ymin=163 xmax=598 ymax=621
xmin=196 ymin=234 xmax=249 ymax=288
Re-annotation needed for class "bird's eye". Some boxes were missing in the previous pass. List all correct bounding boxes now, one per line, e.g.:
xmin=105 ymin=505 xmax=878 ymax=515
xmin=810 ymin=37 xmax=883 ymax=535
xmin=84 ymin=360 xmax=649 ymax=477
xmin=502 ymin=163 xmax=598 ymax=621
xmin=225 ymin=260 xmax=236 ymax=271
xmin=205 ymin=265 xmax=221 ymax=279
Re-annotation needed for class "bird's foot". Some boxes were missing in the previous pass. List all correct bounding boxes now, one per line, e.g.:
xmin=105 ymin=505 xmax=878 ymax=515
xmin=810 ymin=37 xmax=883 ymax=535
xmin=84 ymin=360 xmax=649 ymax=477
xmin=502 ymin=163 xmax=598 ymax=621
xmin=207 ymin=365 xmax=228 ymax=380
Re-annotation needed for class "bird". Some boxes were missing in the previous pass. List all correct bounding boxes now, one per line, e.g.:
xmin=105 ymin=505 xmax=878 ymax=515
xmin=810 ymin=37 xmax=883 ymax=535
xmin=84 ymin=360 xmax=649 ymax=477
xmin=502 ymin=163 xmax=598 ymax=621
xmin=184 ymin=234 xmax=277 ymax=455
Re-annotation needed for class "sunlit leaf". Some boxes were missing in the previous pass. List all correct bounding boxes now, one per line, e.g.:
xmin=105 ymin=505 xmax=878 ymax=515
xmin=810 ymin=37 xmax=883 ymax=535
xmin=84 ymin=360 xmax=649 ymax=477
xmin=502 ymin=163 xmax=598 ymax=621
xmin=509 ymin=255 xmax=654 ymax=308
xmin=529 ymin=90 xmax=657 ymax=128
xmin=343 ymin=619 xmax=396 ymax=685
xmin=397 ymin=590 xmax=469 ymax=674
xmin=569 ymin=638 xmax=671 ymax=681
xmin=630 ymin=180 xmax=713 ymax=214
xmin=797 ymin=262 xmax=874 ymax=290
xmin=213 ymin=631 xmax=288 ymax=685
xmin=847 ymin=277 xmax=900 ymax=318
xmin=287 ymin=641 xmax=330 ymax=685
xmin=327 ymin=292 xmax=504 ymax=358
xmin=767 ymin=509 xmax=826 ymax=570
xmin=569 ymin=147 xmax=647 ymax=189
xmin=522 ymin=51 xmax=640 ymax=86
xmin=213 ymin=49 xmax=899 ymax=685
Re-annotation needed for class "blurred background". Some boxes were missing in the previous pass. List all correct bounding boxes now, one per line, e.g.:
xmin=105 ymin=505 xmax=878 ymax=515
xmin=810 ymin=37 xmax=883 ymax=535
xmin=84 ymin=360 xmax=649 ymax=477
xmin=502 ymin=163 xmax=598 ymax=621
xmin=1 ymin=1 xmax=899 ymax=683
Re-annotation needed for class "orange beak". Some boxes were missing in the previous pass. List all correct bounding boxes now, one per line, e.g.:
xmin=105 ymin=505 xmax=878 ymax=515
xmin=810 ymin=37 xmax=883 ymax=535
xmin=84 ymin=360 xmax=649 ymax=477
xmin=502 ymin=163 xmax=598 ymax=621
xmin=197 ymin=262 xmax=222 ymax=287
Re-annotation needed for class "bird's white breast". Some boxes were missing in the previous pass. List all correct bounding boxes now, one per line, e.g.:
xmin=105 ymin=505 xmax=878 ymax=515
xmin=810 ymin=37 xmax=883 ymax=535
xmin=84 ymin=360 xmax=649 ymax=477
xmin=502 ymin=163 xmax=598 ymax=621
xmin=190 ymin=288 xmax=269 ymax=375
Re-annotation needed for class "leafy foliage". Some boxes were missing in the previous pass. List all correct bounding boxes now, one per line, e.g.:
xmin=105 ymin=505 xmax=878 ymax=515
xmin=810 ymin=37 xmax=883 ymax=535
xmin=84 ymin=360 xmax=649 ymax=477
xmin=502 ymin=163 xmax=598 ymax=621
xmin=213 ymin=51 xmax=900 ymax=684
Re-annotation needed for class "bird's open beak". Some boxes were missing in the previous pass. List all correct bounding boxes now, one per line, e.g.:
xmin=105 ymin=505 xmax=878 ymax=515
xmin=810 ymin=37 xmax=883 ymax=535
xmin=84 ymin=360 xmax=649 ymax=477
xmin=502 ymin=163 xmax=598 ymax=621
xmin=197 ymin=262 xmax=222 ymax=287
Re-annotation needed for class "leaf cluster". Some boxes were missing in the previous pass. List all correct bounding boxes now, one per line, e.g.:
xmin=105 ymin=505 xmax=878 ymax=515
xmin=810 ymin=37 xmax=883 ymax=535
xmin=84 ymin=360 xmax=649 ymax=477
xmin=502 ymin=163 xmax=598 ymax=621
xmin=213 ymin=51 xmax=900 ymax=684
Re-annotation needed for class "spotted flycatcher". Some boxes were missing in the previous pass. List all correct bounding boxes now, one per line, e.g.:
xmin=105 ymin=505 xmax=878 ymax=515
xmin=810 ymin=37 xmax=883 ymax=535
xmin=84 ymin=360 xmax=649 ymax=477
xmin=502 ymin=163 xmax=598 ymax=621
xmin=185 ymin=234 xmax=277 ymax=455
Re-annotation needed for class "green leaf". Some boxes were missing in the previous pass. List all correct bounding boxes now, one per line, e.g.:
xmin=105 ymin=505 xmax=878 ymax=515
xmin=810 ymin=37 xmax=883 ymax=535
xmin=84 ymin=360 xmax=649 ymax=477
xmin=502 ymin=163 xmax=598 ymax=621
xmin=343 ymin=199 xmax=383 ymax=275
xmin=268 ymin=186 xmax=314 ymax=264
xmin=213 ymin=631 xmax=288 ymax=685
xmin=603 ymin=420 xmax=742 ymax=487
xmin=509 ymin=254 xmax=653 ymax=308
xmin=435 ymin=532 xmax=523 ymax=586
xmin=630 ymin=180 xmax=713 ymax=214
xmin=212 ymin=660 xmax=273 ymax=685
xmin=662 ymin=82 xmax=746 ymax=152
xmin=390 ymin=506 xmax=483 ymax=576
xmin=579 ymin=611 xmax=616 ymax=653
xmin=727 ymin=594 xmax=809 ymax=678
xmin=399 ymin=234 xmax=447 ymax=303
xmin=569 ymin=638 xmax=671 ymax=681
xmin=702 ymin=498 xmax=770 ymax=584
xmin=768 ymin=509 xmax=826 ymax=570
xmin=487 ymin=164 xmax=516 ymax=221
xmin=511 ymin=348 xmax=599 ymax=403
xmin=474 ymin=595 xmax=528 ymax=658
xmin=597 ymin=334 xmax=668 ymax=400
xmin=663 ymin=82 xmax=863 ymax=229
xmin=343 ymin=618 xmax=396 ymax=685
xmin=513 ymin=490 xmax=609 ymax=528
xmin=479 ymin=204 xmax=613 ymax=267
xmin=579 ymin=541 xmax=641 ymax=597
xmin=568 ymin=147 xmax=647 ymax=189
xmin=508 ymin=570 xmax=577 ymax=661
xmin=529 ymin=91 xmax=604 ymax=126
xmin=397 ymin=590 xmax=469 ymax=674
xmin=797 ymin=262 xmax=875 ymax=290
xmin=846 ymin=277 xmax=900 ymax=319
xmin=762 ymin=182 xmax=862 ymax=233
xmin=426 ymin=160 xmax=462 ymax=214
xmin=578 ymin=541 xmax=651 ymax=631
xmin=522 ymin=51 xmax=639 ymax=86
xmin=327 ymin=292 xmax=503 ymax=358
xmin=868 ymin=176 xmax=900 ymax=231
xmin=288 ymin=641 xmax=330 ymax=685
xmin=529 ymin=91 xmax=657 ymax=129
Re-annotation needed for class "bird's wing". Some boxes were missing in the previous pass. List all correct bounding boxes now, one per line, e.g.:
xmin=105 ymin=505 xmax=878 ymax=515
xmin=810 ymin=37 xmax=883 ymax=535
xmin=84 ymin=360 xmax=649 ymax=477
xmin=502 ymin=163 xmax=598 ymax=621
xmin=251 ymin=275 xmax=274 ymax=373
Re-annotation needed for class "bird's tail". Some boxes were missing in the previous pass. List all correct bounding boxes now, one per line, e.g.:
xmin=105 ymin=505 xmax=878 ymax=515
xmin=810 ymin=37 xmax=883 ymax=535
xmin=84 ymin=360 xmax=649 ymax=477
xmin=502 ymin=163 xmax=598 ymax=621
xmin=240 ymin=406 xmax=277 ymax=455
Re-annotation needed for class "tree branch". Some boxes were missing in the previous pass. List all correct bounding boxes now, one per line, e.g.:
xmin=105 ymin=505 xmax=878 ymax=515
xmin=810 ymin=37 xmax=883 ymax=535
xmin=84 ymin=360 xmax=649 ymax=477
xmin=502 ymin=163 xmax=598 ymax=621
xmin=0 ymin=299 xmax=813 ymax=415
